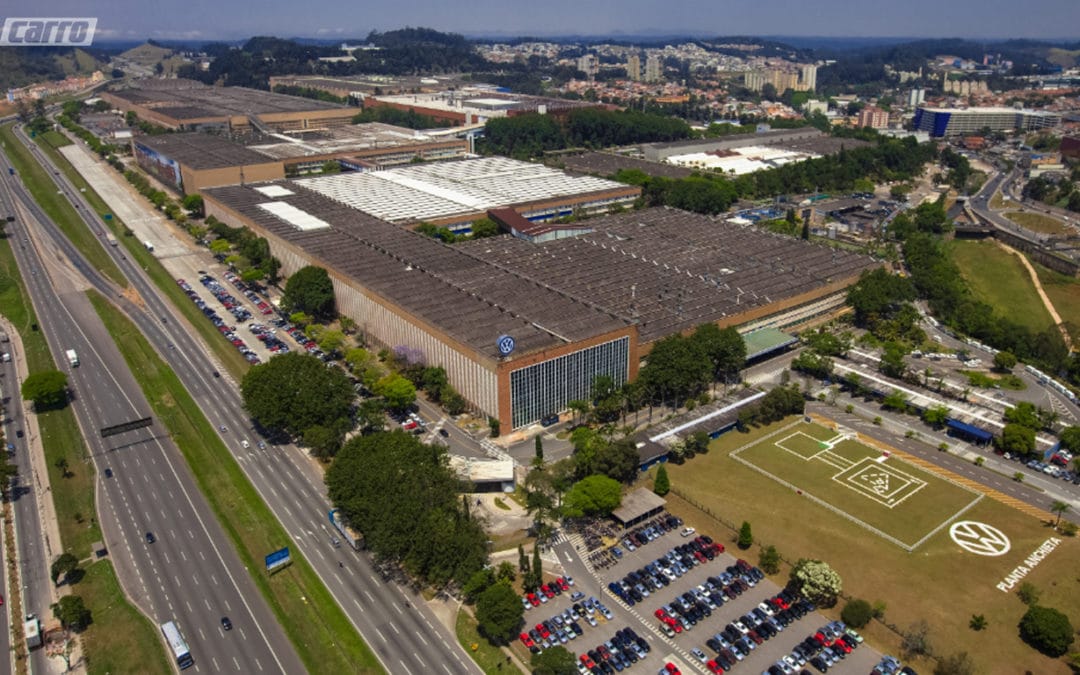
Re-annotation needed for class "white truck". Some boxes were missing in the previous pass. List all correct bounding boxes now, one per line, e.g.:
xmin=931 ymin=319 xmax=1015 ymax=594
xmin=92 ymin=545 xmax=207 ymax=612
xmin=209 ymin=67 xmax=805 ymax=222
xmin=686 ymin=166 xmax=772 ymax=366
xmin=105 ymin=233 xmax=118 ymax=247
xmin=65 ymin=349 xmax=79 ymax=367
xmin=25 ymin=615 xmax=42 ymax=649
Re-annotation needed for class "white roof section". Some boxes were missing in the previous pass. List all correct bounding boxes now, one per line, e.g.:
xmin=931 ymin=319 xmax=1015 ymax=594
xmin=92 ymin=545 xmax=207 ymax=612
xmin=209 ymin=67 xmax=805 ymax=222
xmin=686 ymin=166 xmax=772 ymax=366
xmin=254 ymin=185 xmax=296 ymax=197
xmin=665 ymin=144 xmax=819 ymax=176
xmin=295 ymin=157 xmax=626 ymax=223
xmin=256 ymin=201 xmax=331 ymax=231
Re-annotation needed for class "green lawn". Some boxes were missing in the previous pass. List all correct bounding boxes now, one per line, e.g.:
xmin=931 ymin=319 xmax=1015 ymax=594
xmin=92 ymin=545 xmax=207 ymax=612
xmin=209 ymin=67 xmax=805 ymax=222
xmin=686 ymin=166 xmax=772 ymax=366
xmin=950 ymin=239 xmax=1056 ymax=335
xmin=1033 ymin=261 xmax=1080 ymax=343
xmin=87 ymin=291 xmax=383 ymax=675
xmin=665 ymin=417 xmax=1080 ymax=675
xmin=733 ymin=421 xmax=981 ymax=548
xmin=1004 ymin=210 xmax=1068 ymax=235
xmin=0 ymin=237 xmax=170 ymax=671
xmin=455 ymin=608 xmax=513 ymax=675
xmin=0 ymin=123 xmax=126 ymax=288
xmin=78 ymin=560 xmax=172 ymax=675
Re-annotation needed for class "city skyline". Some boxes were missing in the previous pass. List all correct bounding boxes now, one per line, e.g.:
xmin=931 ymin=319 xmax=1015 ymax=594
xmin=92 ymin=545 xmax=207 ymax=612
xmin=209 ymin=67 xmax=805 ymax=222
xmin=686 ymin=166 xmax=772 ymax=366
xmin=8 ymin=0 xmax=1080 ymax=42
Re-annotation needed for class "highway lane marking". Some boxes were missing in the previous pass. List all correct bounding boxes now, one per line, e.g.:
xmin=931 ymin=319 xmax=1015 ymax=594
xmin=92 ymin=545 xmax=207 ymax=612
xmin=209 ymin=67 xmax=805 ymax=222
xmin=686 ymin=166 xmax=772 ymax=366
xmin=233 ymin=656 xmax=241 ymax=671
xmin=369 ymin=574 xmax=379 ymax=585
xmin=333 ymin=572 xmax=342 ymax=584
xmin=390 ymin=621 xmax=400 ymax=635
xmin=394 ymin=602 xmax=403 ymax=615
xmin=414 ymin=653 xmax=427 ymax=667
xmin=415 ymin=631 xmax=428 ymax=646
xmin=442 ymin=663 xmax=453 ymax=675
xmin=212 ymin=656 xmax=220 ymax=671
xmin=364 ymin=590 xmax=375 ymax=603
xmin=198 ymin=627 xmax=206 ymax=641
xmin=375 ymin=627 xmax=386 ymax=641
xmin=185 ymin=600 xmax=192 ymax=613
xmin=211 ymin=573 xmax=219 ymax=586
xmin=255 ymin=657 xmax=263 ymax=671
xmin=399 ymin=660 xmax=411 ymax=675
xmin=204 ymin=598 xmax=211 ymax=611
xmin=353 ymin=598 xmax=365 ymax=613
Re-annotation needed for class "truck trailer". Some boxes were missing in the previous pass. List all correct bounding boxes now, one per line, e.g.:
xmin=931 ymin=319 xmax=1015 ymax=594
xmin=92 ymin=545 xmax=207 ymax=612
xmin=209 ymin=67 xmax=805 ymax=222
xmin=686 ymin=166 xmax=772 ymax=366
xmin=65 ymin=349 xmax=79 ymax=367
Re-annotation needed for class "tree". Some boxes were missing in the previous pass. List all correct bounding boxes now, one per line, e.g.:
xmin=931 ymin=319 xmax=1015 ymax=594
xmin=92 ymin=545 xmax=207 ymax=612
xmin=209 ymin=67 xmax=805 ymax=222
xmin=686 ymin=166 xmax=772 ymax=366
xmin=841 ymin=599 xmax=873 ymax=628
xmin=531 ymin=645 xmax=577 ymax=675
xmin=210 ymin=238 xmax=232 ymax=255
xmin=1050 ymin=500 xmax=1070 ymax=530
xmin=530 ymin=545 xmax=543 ymax=593
xmin=462 ymin=568 xmax=495 ymax=604
xmin=1062 ymin=426 xmax=1080 ymax=453
xmin=518 ymin=544 xmax=530 ymax=575
xmin=999 ymin=423 xmax=1036 ymax=457
xmin=1018 ymin=605 xmax=1074 ymax=657
xmin=638 ymin=334 xmax=711 ymax=407
xmin=933 ymin=652 xmax=976 ymax=675
xmin=901 ymin=619 xmax=932 ymax=658
xmin=593 ymin=438 xmax=641 ymax=484
xmin=51 ymin=552 xmax=79 ymax=586
xmin=317 ymin=329 xmax=347 ymax=355
xmin=470 ymin=217 xmax=501 ymax=239
xmin=534 ymin=435 xmax=544 ymax=463
xmin=737 ymin=521 xmax=753 ymax=549
xmin=993 ymin=350 xmax=1018 ymax=372
xmin=1004 ymin=401 xmax=1040 ymax=429
xmin=241 ymin=353 xmax=354 ymax=438
xmin=495 ymin=561 xmax=517 ymax=584
xmin=51 ymin=595 xmax=92 ymax=631
xmin=1017 ymin=582 xmax=1040 ymax=606
xmin=302 ymin=424 xmax=346 ymax=460
xmin=327 ymin=431 xmax=488 ymax=586
xmin=374 ymin=374 xmax=416 ymax=412
xmin=282 ymin=265 xmax=336 ymax=322
xmin=0 ymin=455 xmax=17 ymax=499
xmin=475 ymin=582 xmax=523 ymax=644
xmin=969 ymin=614 xmax=987 ymax=631
xmin=759 ymin=545 xmax=780 ymax=575
xmin=692 ymin=323 xmax=746 ymax=383
xmin=181 ymin=194 xmax=204 ymax=216
xmin=561 ymin=475 xmax=622 ymax=518
xmin=653 ymin=464 xmax=670 ymax=496
xmin=54 ymin=456 xmax=70 ymax=478
xmin=21 ymin=370 xmax=69 ymax=410
xmin=922 ymin=404 xmax=949 ymax=429
xmin=788 ymin=559 xmax=842 ymax=608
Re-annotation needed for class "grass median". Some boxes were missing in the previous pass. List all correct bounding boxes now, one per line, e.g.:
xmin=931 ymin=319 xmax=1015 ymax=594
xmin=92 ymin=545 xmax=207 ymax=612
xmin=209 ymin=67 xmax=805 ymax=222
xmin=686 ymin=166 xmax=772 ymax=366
xmin=0 ymin=237 xmax=169 ymax=674
xmin=0 ymin=123 xmax=126 ymax=288
xmin=1004 ymin=209 xmax=1067 ymax=235
xmin=87 ymin=289 xmax=383 ymax=675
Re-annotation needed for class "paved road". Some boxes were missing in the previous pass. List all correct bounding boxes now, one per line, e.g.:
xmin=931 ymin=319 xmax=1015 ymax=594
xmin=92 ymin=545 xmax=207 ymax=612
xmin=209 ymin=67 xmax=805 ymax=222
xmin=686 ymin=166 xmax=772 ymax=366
xmin=2 ymin=130 xmax=304 ymax=674
xmin=0 ymin=345 xmax=25 ymax=672
xmin=21 ymin=121 xmax=484 ymax=674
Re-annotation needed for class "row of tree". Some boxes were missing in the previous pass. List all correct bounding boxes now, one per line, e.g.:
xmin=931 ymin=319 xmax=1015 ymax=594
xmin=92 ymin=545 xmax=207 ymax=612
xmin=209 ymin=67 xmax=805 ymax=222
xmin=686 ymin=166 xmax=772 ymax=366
xmin=480 ymin=109 xmax=693 ymax=159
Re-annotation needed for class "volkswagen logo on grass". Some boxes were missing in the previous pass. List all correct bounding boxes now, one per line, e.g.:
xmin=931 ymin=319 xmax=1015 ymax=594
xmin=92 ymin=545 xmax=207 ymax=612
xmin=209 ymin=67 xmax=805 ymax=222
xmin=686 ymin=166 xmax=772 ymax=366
xmin=497 ymin=334 xmax=515 ymax=357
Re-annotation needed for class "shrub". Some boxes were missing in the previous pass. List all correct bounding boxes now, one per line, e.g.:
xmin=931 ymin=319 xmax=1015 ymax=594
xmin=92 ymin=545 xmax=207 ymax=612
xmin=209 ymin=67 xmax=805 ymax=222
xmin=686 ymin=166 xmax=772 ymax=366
xmin=841 ymin=599 xmax=873 ymax=628
xmin=1018 ymin=605 xmax=1074 ymax=657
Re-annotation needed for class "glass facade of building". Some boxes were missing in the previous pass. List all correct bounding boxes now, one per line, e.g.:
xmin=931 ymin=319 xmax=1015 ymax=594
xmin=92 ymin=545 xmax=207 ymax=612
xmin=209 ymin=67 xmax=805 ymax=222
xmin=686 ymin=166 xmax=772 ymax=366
xmin=509 ymin=337 xmax=630 ymax=429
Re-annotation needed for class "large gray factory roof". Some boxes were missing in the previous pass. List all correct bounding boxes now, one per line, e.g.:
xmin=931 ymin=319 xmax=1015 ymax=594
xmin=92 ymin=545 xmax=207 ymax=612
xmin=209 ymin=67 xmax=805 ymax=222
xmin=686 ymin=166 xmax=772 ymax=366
xmin=135 ymin=133 xmax=277 ymax=170
xmin=109 ymin=79 xmax=345 ymax=118
xmin=203 ymin=183 xmax=629 ymax=359
xmin=459 ymin=207 xmax=878 ymax=343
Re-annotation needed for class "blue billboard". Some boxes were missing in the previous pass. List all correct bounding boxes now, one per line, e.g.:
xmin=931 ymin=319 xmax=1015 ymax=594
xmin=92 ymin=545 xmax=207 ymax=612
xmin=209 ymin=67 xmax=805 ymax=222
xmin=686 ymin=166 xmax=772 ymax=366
xmin=264 ymin=547 xmax=291 ymax=572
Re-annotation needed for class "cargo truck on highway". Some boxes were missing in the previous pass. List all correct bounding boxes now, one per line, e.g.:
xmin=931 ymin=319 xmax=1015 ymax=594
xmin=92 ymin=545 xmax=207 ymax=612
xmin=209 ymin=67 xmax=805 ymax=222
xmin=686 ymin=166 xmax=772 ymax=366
xmin=329 ymin=508 xmax=363 ymax=550
xmin=65 ymin=349 xmax=79 ymax=367
xmin=105 ymin=233 xmax=118 ymax=246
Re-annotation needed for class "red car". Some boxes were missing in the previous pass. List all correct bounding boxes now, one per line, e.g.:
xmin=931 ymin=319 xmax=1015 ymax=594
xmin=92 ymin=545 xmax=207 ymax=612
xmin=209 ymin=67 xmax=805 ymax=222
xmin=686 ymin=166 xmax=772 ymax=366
xmin=535 ymin=623 xmax=550 ymax=639
xmin=832 ymin=639 xmax=852 ymax=654
xmin=664 ymin=664 xmax=681 ymax=675
xmin=540 ymin=584 xmax=555 ymax=598
xmin=555 ymin=577 xmax=569 ymax=591
xmin=519 ymin=632 xmax=535 ymax=648
xmin=706 ymin=660 xmax=724 ymax=674
xmin=580 ymin=654 xmax=597 ymax=669
xmin=654 ymin=608 xmax=669 ymax=620
xmin=813 ymin=632 xmax=827 ymax=646
xmin=527 ymin=592 xmax=539 ymax=606
xmin=712 ymin=543 xmax=725 ymax=554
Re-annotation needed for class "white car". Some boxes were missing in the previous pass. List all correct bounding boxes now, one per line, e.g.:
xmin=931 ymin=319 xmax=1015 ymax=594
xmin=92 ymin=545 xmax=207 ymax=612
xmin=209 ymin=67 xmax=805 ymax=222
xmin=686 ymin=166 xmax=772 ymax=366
xmin=757 ymin=601 xmax=775 ymax=617
xmin=241 ymin=439 xmax=250 ymax=448
xmin=680 ymin=527 xmax=696 ymax=537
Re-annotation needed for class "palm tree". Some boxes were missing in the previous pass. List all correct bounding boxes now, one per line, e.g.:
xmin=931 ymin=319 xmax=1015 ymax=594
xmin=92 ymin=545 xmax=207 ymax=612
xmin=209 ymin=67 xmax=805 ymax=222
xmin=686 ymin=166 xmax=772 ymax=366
xmin=1050 ymin=500 xmax=1070 ymax=530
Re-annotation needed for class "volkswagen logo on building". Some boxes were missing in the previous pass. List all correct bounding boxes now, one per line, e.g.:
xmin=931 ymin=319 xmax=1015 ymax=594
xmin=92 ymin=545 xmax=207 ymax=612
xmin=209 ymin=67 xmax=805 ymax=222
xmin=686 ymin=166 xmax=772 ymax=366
xmin=496 ymin=334 xmax=515 ymax=357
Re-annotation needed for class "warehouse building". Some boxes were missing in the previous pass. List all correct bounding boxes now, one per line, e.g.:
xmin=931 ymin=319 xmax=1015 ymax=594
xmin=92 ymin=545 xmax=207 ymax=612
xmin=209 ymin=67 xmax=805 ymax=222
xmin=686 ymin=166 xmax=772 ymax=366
xmin=130 ymin=124 xmax=469 ymax=193
xmin=202 ymin=173 xmax=877 ymax=430
xmin=101 ymin=79 xmax=355 ymax=133
xmin=203 ymin=180 xmax=637 ymax=431
xmin=294 ymin=157 xmax=641 ymax=233
xmin=363 ymin=89 xmax=600 ymax=125
xmin=132 ymin=133 xmax=285 ymax=193
xmin=913 ymin=106 xmax=1062 ymax=137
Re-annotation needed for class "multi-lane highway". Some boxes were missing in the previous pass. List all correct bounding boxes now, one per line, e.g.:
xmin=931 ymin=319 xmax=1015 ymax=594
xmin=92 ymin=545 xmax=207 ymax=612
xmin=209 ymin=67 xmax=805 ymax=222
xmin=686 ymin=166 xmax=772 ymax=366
xmin=1 ymin=132 xmax=304 ymax=674
xmin=10 ymin=122 xmax=484 ymax=673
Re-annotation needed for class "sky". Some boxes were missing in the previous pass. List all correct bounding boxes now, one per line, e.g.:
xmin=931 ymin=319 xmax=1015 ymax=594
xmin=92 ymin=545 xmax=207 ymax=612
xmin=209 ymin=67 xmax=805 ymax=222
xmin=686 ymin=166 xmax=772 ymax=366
xmin=9 ymin=0 xmax=1080 ymax=42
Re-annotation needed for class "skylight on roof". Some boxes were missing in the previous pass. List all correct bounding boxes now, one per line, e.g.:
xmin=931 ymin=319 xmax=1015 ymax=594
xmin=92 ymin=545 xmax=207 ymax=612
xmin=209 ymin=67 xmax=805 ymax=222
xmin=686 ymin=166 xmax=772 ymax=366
xmin=257 ymin=201 xmax=330 ymax=231
xmin=254 ymin=185 xmax=295 ymax=197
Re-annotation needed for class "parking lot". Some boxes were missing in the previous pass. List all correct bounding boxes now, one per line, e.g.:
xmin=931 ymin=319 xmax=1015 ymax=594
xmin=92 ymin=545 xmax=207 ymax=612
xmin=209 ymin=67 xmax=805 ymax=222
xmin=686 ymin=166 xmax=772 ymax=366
xmin=541 ymin=514 xmax=884 ymax=674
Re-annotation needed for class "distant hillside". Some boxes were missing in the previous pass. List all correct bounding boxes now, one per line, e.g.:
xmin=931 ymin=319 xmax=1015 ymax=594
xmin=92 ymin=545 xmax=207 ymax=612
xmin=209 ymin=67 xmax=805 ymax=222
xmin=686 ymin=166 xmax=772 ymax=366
xmin=0 ymin=47 xmax=108 ymax=90
xmin=118 ymin=41 xmax=175 ymax=66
